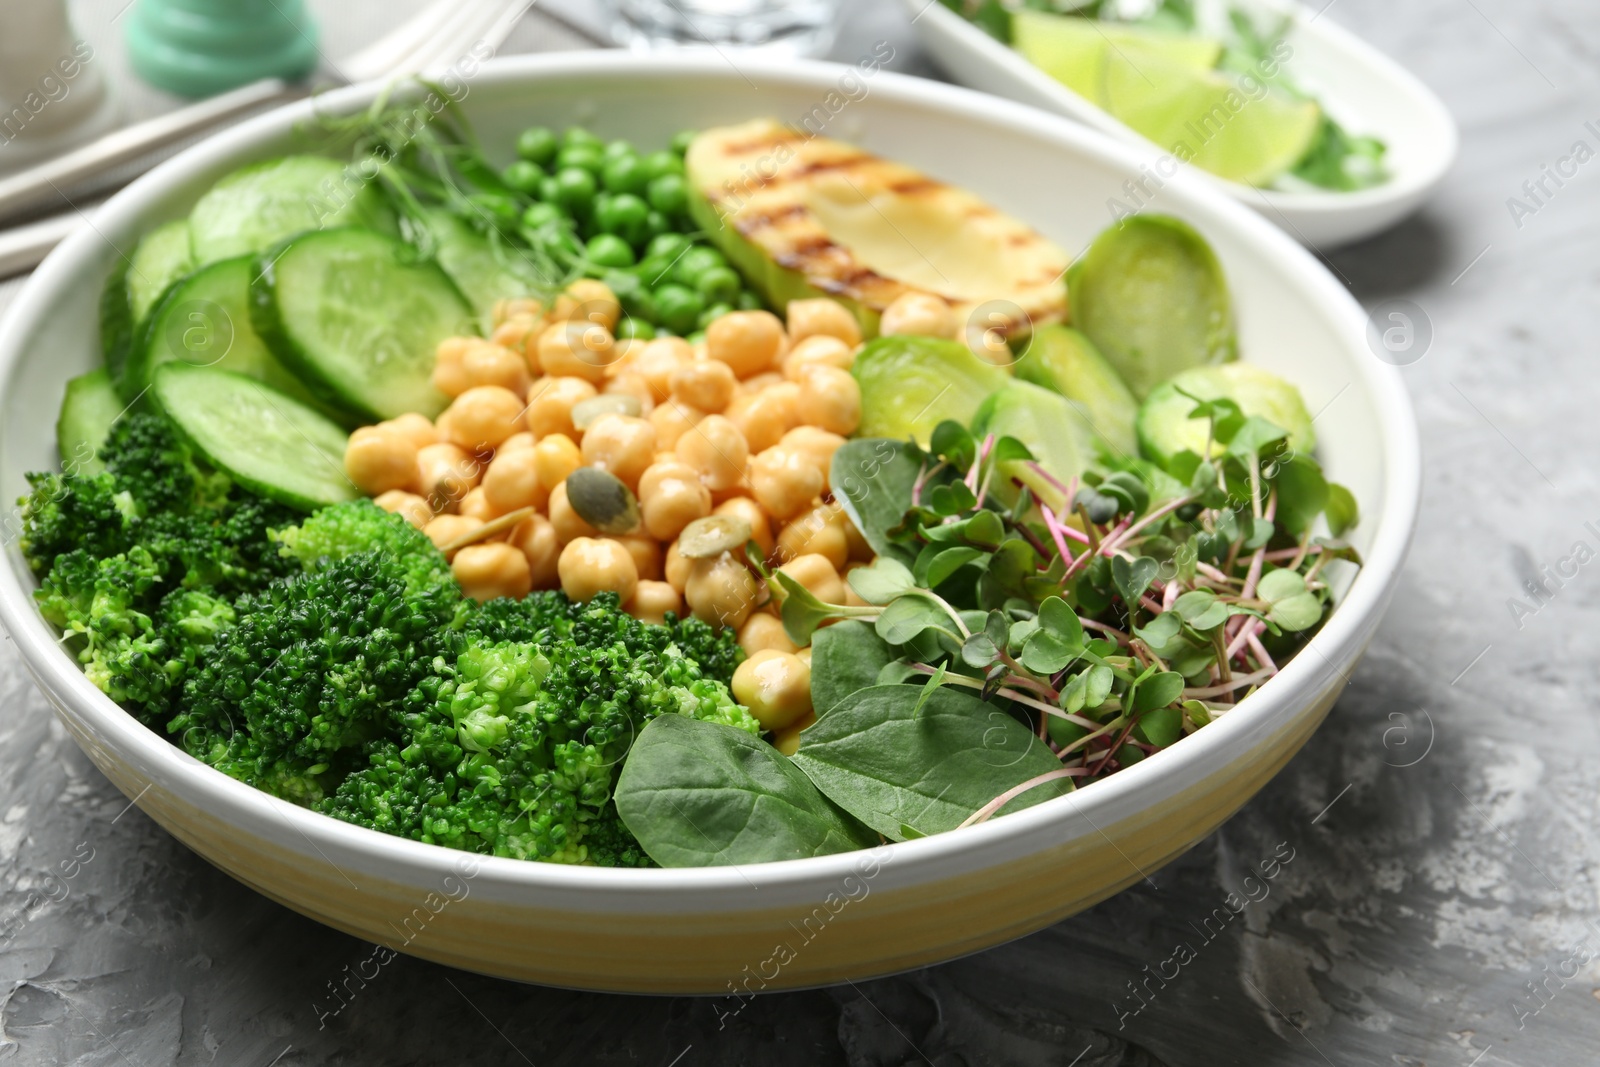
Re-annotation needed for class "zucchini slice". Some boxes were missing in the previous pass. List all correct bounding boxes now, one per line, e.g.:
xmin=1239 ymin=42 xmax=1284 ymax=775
xmin=1136 ymin=363 xmax=1315 ymax=467
xmin=56 ymin=369 xmax=124 ymax=475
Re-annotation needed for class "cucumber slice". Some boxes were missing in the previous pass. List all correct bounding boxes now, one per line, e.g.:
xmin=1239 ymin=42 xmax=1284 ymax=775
xmin=126 ymin=219 xmax=194 ymax=326
xmin=1068 ymin=215 xmax=1235 ymax=400
xmin=420 ymin=208 xmax=546 ymax=332
xmin=125 ymin=256 xmax=322 ymax=410
xmin=1136 ymin=363 xmax=1316 ymax=468
xmin=252 ymin=228 xmax=468 ymax=421
xmin=972 ymin=380 xmax=1090 ymax=508
xmin=57 ymin=369 xmax=124 ymax=475
xmin=152 ymin=362 xmax=357 ymax=511
xmin=188 ymin=156 xmax=396 ymax=264
xmin=99 ymin=258 xmax=134 ymax=385
xmin=1014 ymin=325 xmax=1140 ymax=458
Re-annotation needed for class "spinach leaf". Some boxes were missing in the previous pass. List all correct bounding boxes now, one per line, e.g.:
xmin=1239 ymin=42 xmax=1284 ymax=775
xmin=791 ymin=684 xmax=1072 ymax=841
xmin=810 ymin=621 xmax=894 ymax=715
xmin=830 ymin=438 xmax=926 ymax=567
xmin=615 ymin=716 xmax=875 ymax=867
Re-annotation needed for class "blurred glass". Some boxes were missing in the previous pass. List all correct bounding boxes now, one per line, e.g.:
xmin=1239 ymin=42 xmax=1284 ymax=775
xmin=607 ymin=0 xmax=843 ymax=57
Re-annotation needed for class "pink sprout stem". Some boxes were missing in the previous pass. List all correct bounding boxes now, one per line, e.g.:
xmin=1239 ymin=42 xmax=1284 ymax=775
xmin=958 ymin=767 xmax=1088 ymax=829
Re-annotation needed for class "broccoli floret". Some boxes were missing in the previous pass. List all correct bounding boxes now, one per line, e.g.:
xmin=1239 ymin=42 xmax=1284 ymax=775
xmin=101 ymin=410 xmax=230 ymax=515
xmin=18 ymin=470 xmax=136 ymax=573
xmin=171 ymin=550 xmax=461 ymax=803
xmin=273 ymin=499 xmax=456 ymax=599
xmin=323 ymin=594 xmax=754 ymax=865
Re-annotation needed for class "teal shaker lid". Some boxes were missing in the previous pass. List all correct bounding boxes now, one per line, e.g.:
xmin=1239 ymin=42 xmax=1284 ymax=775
xmin=126 ymin=0 xmax=319 ymax=98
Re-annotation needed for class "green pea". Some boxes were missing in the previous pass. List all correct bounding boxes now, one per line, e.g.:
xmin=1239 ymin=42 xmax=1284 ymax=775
xmin=521 ymin=202 xmax=564 ymax=230
xmin=685 ymin=330 xmax=707 ymax=346
xmin=670 ymin=129 xmax=697 ymax=155
xmin=623 ymin=287 xmax=658 ymax=322
xmin=697 ymin=302 xmax=734 ymax=330
xmin=694 ymin=265 xmax=741 ymax=305
xmin=653 ymin=283 xmax=704 ymax=335
xmin=640 ymin=150 xmax=685 ymax=181
xmin=604 ymin=139 xmax=636 ymax=160
xmin=602 ymin=154 xmax=650 ymax=197
xmin=501 ymin=160 xmax=545 ymax=195
xmin=538 ymin=175 xmax=561 ymax=204
xmin=736 ymin=289 xmax=764 ymax=311
xmin=557 ymin=145 xmax=605 ymax=175
xmin=616 ymin=317 xmax=657 ymax=341
xmin=647 ymin=233 xmax=691 ymax=261
xmin=552 ymin=168 xmax=598 ymax=217
xmin=647 ymin=173 xmax=688 ymax=217
xmin=586 ymin=233 xmax=636 ymax=268
xmin=468 ymin=192 xmax=520 ymax=228
xmin=635 ymin=256 xmax=674 ymax=287
xmin=673 ymin=246 xmax=727 ymax=287
xmin=516 ymin=126 xmax=558 ymax=165
xmin=643 ymin=210 xmax=671 ymax=242
xmin=562 ymin=126 xmax=603 ymax=150
xmin=597 ymin=193 xmax=651 ymax=246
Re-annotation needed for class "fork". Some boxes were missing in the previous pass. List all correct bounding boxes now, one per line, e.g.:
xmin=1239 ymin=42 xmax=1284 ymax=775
xmin=0 ymin=0 xmax=531 ymax=276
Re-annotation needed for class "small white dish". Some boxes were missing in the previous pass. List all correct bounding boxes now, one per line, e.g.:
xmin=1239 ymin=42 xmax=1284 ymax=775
xmin=903 ymin=0 xmax=1458 ymax=250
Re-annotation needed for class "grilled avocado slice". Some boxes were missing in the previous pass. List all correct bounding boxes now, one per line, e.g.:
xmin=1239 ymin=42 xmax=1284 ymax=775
xmin=685 ymin=119 xmax=1070 ymax=340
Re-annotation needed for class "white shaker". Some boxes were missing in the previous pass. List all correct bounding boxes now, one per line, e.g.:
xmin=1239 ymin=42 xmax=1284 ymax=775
xmin=0 ymin=0 xmax=118 ymax=172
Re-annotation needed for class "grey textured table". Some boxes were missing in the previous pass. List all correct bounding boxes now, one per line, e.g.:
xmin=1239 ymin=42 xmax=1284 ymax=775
xmin=3 ymin=1 xmax=1598 ymax=1064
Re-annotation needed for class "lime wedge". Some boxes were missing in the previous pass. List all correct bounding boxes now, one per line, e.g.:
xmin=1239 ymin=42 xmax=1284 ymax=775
xmin=1012 ymin=10 xmax=1223 ymax=103
xmin=1102 ymin=46 xmax=1321 ymax=186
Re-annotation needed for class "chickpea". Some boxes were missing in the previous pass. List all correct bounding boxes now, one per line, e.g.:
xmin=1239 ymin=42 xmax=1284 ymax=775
xmin=481 ymin=448 xmax=545 ymax=514
xmin=780 ymin=426 xmax=845 ymax=491
xmin=424 ymin=514 xmax=483 ymax=554
xmin=531 ymin=433 xmax=582 ymax=493
xmin=664 ymin=539 xmax=691 ymax=593
xmin=795 ymin=646 xmax=813 ymax=665
xmin=607 ymin=534 xmax=663 ymax=581
xmin=706 ymin=310 xmax=785 ymax=379
xmin=731 ymin=382 xmax=801 ymax=455
xmin=459 ymin=339 xmax=531 ymax=396
xmin=565 ymin=278 xmax=621 ymax=332
xmin=639 ymin=461 xmax=712 ymax=541
xmin=738 ymin=371 xmax=785 ymax=395
xmin=786 ymin=297 xmax=862 ymax=348
xmin=782 ymin=335 xmax=855 ymax=381
xmin=453 ymin=542 xmax=532 ymax=602
xmin=776 ymin=553 xmax=846 ymax=605
xmin=603 ymin=371 xmax=656 ymax=413
xmin=749 ymin=446 xmax=823 ymax=522
xmin=771 ymin=711 xmax=817 ymax=756
xmin=492 ymin=297 xmax=544 ymax=328
xmin=380 ymin=412 xmax=439 ymax=451
xmin=548 ymin=481 xmax=599 ymax=544
xmin=372 ymin=489 xmax=432 ymax=528
xmin=510 ymin=513 xmax=560 ymax=589
xmin=879 ymin=291 xmax=957 ymax=339
xmin=739 ymin=612 xmax=799 ymax=657
xmin=777 ymin=502 xmax=849 ymax=570
xmin=498 ymin=431 xmax=536 ymax=453
xmin=648 ymin=400 xmax=702 ymax=451
xmin=344 ymin=425 xmax=419 ymax=496
xmin=457 ymin=485 xmax=498 ymax=522
xmin=632 ymin=337 xmax=691 ymax=403
xmin=710 ymin=477 xmax=754 ymax=506
xmin=684 ymin=552 xmax=760 ymax=629
xmin=669 ymin=358 xmax=737 ymax=413
xmin=796 ymin=365 xmax=861 ymax=436
xmin=490 ymin=312 xmax=544 ymax=365
xmin=627 ymin=580 xmax=684 ymax=625
xmin=731 ymin=649 xmax=813 ymax=731
xmin=441 ymin=386 xmax=526 ymax=451
xmin=675 ymin=415 xmax=749 ymax=492
xmin=968 ymin=321 xmax=1013 ymax=366
xmin=431 ymin=336 xmax=474 ymax=396
xmin=559 ymin=536 xmax=639 ymax=603
xmin=525 ymin=376 xmax=597 ymax=441
xmin=580 ymin=413 xmax=657 ymax=491
xmin=714 ymin=497 xmax=775 ymax=559
xmin=416 ymin=442 xmax=481 ymax=509
xmin=538 ymin=319 xmax=616 ymax=384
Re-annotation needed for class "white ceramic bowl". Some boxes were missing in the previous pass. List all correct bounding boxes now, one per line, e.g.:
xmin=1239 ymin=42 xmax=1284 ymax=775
xmin=0 ymin=52 xmax=1419 ymax=992
xmin=903 ymin=0 xmax=1458 ymax=250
